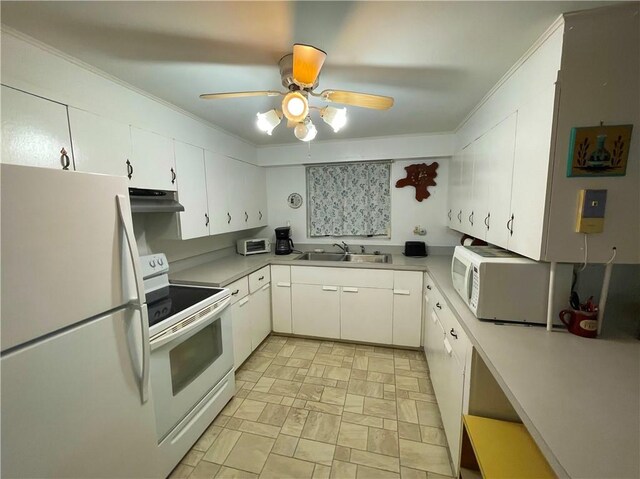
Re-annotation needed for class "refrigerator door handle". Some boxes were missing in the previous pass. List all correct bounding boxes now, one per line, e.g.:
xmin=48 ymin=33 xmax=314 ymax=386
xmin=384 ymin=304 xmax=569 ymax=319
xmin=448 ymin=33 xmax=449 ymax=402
xmin=116 ymin=194 xmax=150 ymax=404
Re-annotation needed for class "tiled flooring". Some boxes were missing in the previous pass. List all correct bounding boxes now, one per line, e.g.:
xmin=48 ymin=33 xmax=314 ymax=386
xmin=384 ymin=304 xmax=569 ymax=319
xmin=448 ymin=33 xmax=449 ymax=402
xmin=170 ymin=335 xmax=453 ymax=479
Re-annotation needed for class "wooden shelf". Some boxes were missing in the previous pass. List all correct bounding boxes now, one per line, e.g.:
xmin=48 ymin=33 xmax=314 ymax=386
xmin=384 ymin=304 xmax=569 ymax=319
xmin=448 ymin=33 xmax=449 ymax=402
xmin=461 ymin=415 xmax=555 ymax=478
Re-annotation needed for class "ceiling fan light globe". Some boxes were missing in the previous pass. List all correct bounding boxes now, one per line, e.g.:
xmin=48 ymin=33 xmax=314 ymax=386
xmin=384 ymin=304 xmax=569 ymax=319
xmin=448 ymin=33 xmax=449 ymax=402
xmin=282 ymin=91 xmax=309 ymax=123
xmin=321 ymin=107 xmax=347 ymax=133
xmin=294 ymin=119 xmax=317 ymax=142
xmin=256 ymin=109 xmax=282 ymax=135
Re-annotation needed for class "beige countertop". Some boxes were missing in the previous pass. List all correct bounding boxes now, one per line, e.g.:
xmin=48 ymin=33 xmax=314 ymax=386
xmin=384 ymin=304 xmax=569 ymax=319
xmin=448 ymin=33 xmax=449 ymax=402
xmin=170 ymin=251 xmax=639 ymax=478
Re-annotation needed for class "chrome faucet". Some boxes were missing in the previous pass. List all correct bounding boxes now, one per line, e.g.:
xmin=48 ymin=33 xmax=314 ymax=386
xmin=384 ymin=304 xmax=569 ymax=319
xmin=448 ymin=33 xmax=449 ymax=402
xmin=333 ymin=242 xmax=350 ymax=253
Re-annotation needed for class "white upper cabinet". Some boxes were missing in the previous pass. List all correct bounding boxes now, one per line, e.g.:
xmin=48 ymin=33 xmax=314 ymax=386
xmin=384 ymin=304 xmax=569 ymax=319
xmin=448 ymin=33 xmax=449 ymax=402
xmin=246 ymin=164 xmax=268 ymax=229
xmin=1 ymin=86 xmax=72 ymax=170
xmin=448 ymin=149 xmax=464 ymax=229
xmin=130 ymin=126 xmax=177 ymax=191
xmin=174 ymin=141 xmax=209 ymax=240
xmin=204 ymin=150 xmax=232 ymax=234
xmin=68 ymin=107 xmax=130 ymax=177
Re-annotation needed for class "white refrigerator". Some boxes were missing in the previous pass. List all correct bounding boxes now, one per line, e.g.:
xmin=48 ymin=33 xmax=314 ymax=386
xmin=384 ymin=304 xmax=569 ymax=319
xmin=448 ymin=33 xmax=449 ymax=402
xmin=1 ymin=164 xmax=158 ymax=478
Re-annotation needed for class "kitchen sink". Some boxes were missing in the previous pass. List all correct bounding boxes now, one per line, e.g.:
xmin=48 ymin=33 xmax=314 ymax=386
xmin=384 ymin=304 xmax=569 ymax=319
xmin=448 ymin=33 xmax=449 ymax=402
xmin=344 ymin=253 xmax=392 ymax=264
xmin=295 ymin=252 xmax=346 ymax=261
xmin=295 ymin=252 xmax=392 ymax=264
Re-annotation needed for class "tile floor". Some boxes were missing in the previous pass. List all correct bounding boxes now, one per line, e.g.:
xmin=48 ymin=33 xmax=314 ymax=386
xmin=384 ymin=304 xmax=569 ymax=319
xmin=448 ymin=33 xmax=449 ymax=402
xmin=170 ymin=335 xmax=453 ymax=479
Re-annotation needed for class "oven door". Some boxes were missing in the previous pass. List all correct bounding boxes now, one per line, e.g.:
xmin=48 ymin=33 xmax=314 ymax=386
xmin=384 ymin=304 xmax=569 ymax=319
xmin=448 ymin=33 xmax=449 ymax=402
xmin=150 ymin=299 xmax=234 ymax=441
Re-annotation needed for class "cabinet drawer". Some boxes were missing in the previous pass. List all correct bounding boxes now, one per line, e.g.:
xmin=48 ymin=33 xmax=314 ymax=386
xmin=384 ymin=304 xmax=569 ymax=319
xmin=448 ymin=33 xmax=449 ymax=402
xmin=291 ymin=266 xmax=393 ymax=289
xmin=227 ymin=276 xmax=249 ymax=305
xmin=424 ymin=272 xmax=436 ymax=297
xmin=249 ymin=266 xmax=271 ymax=293
xmin=433 ymin=306 xmax=470 ymax=365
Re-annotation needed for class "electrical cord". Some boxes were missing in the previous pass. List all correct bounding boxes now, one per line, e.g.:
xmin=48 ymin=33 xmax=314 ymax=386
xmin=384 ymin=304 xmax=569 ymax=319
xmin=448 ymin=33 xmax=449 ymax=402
xmin=605 ymin=247 xmax=617 ymax=264
xmin=577 ymin=234 xmax=588 ymax=272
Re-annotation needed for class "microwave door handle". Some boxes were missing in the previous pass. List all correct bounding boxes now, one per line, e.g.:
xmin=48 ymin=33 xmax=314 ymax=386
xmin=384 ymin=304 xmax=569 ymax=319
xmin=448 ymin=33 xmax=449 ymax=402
xmin=116 ymin=194 xmax=150 ymax=404
xmin=465 ymin=262 xmax=473 ymax=303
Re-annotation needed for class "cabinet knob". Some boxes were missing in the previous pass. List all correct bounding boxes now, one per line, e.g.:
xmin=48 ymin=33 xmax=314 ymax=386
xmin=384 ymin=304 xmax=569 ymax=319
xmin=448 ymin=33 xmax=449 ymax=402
xmin=448 ymin=209 xmax=452 ymax=221
xmin=469 ymin=211 xmax=474 ymax=226
xmin=258 ymin=276 xmax=264 ymax=281
xmin=426 ymin=285 xmax=432 ymax=290
xmin=126 ymin=159 xmax=133 ymax=179
xmin=205 ymin=213 xmax=209 ymax=226
xmin=60 ymin=148 xmax=71 ymax=170
xmin=171 ymin=168 xmax=176 ymax=184
xmin=484 ymin=213 xmax=490 ymax=230
xmin=457 ymin=210 xmax=462 ymax=223
xmin=450 ymin=328 xmax=458 ymax=339
xmin=227 ymin=212 xmax=232 ymax=224
xmin=436 ymin=302 xmax=442 ymax=310
xmin=245 ymin=211 xmax=248 ymax=222
xmin=259 ymin=211 xmax=263 ymax=220
xmin=507 ymin=214 xmax=514 ymax=236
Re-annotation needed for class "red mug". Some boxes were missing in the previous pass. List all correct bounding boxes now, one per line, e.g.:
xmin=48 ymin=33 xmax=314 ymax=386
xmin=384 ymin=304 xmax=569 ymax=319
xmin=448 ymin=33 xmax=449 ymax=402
xmin=559 ymin=309 xmax=598 ymax=338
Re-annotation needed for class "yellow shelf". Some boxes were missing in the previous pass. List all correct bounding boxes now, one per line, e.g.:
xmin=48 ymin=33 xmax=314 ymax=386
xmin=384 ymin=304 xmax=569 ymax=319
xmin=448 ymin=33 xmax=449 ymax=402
xmin=462 ymin=415 xmax=556 ymax=479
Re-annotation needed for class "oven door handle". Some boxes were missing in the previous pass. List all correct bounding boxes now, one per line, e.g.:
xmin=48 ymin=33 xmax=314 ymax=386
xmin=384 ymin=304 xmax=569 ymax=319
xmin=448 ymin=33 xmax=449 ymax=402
xmin=150 ymin=296 xmax=232 ymax=351
xmin=116 ymin=194 xmax=150 ymax=404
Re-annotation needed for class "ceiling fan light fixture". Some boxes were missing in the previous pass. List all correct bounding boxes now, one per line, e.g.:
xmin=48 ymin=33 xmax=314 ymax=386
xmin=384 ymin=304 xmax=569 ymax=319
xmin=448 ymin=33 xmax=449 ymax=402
xmin=320 ymin=106 xmax=347 ymax=132
xmin=292 ymin=44 xmax=327 ymax=88
xmin=256 ymin=109 xmax=282 ymax=135
xmin=282 ymin=91 xmax=309 ymax=123
xmin=294 ymin=118 xmax=317 ymax=142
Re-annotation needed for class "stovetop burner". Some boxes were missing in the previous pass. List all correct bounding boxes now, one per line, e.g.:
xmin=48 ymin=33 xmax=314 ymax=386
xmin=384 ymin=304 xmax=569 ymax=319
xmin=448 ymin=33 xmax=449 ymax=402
xmin=147 ymin=284 xmax=226 ymax=328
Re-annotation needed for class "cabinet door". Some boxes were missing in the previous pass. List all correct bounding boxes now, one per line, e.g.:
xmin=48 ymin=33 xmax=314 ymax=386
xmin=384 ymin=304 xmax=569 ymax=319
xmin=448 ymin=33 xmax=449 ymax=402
xmin=174 ymin=141 xmax=209 ymax=239
xmin=271 ymin=266 xmax=292 ymax=333
xmin=509 ymin=85 xmax=557 ymax=260
xmin=439 ymin=345 xmax=465 ymax=477
xmin=341 ymin=287 xmax=393 ymax=344
xmin=1 ymin=309 xmax=158 ymax=478
xmin=424 ymin=306 xmax=446 ymax=394
xmin=1 ymin=86 xmax=73 ymax=170
xmin=469 ymin=132 xmax=490 ymax=240
xmin=246 ymin=164 xmax=268 ymax=228
xmin=225 ymin=158 xmax=249 ymax=232
xmin=292 ymin=284 xmax=340 ymax=339
xmin=485 ymin=113 xmax=517 ymax=248
xmin=448 ymin=149 xmax=464 ymax=228
xmin=68 ymin=107 xmax=130 ymax=177
xmin=392 ymin=271 xmax=423 ymax=347
xmin=204 ymin=150 xmax=232 ymax=234
xmin=459 ymin=142 xmax=476 ymax=236
xmin=251 ymin=283 xmax=272 ymax=349
xmin=231 ymin=295 xmax=252 ymax=369
xmin=130 ymin=126 xmax=176 ymax=191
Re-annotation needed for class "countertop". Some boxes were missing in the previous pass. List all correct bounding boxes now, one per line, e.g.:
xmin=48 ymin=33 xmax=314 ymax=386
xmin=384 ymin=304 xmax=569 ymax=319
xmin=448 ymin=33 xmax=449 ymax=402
xmin=170 ymin=252 xmax=640 ymax=478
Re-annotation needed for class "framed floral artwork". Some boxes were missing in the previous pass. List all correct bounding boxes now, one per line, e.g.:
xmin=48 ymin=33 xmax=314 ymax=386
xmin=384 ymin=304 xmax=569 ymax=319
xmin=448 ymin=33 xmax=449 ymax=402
xmin=567 ymin=124 xmax=633 ymax=177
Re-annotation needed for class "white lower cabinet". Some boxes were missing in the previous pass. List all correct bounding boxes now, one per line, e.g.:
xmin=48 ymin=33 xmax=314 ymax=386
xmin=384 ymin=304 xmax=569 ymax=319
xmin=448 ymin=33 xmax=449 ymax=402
xmin=230 ymin=293 xmax=252 ymax=369
xmin=271 ymin=266 xmax=292 ymax=333
xmin=251 ymin=283 xmax=272 ymax=348
xmin=291 ymin=284 xmax=341 ymax=339
xmin=341 ymin=287 xmax=393 ymax=344
xmin=392 ymin=271 xmax=423 ymax=347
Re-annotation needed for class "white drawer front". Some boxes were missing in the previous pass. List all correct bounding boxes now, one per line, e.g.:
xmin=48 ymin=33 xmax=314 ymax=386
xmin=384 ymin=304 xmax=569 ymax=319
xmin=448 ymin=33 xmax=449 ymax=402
xmin=291 ymin=266 xmax=393 ymax=289
xmin=249 ymin=266 xmax=271 ymax=293
xmin=227 ymin=276 xmax=249 ymax=305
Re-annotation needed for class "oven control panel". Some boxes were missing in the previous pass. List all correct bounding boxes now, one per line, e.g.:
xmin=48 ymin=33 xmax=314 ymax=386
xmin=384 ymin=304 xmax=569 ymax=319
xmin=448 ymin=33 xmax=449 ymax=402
xmin=141 ymin=253 xmax=169 ymax=279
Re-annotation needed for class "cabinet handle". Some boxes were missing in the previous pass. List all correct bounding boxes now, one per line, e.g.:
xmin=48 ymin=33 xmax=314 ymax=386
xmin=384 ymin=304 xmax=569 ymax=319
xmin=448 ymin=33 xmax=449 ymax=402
xmin=244 ymin=211 xmax=248 ymax=222
xmin=450 ymin=328 xmax=458 ymax=339
xmin=238 ymin=297 xmax=249 ymax=306
xmin=469 ymin=211 xmax=474 ymax=226
xmin=126 ymin=159 xmax=133 ymax=179
xmin=457 ymin=210 xmax=462 ymax=223
xmin=343 ymin=287 xmax=358 ymax=293
xmin=426 ymin=285 xmax=432 ymax=290
xmin=507 ymin=214 xmax=514 ymax=236
xmin=261 ymin=284 xmax=270 ymax=291
xmin=276 ymin=282 xmax=291 ymax=287
xmin=60 ymin=148 xmax=70 ymax=170
xmin=448 ymin=209 xmax=452 ymax=221
xmin=258 ymin=276 xmax=265 ymax=281
xmin=436 ymin=302 xmax=442 ymax=310
xmin=484 ymin=212 xmax=490 ymax=230
xmin=205 ymin=213 xmax=209 ymax=226
xmin=171 ymin=168 xmax=176 ymax=184
xmin=227 ymin=212 xmax=232 ymax=224
xmin=231 ymin=289 xmax=240 ymax=296
xmin=322 ymin=286 xmax=338 ymax=291
xmin=393 ymin=289 xmax=410 ymax=295
xmin=259 ymin=211 xmax=263 ymax=220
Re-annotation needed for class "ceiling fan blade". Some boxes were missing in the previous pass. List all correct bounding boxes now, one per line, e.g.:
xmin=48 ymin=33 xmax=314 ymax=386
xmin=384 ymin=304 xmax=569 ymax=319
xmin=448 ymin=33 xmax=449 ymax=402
xmin=199 ymin=91 xmax=283 ymax=100
xmin=292 ymin=44 xmax=326 ymax=88
xmin=316 ymin=90 xmax=394 ymax=110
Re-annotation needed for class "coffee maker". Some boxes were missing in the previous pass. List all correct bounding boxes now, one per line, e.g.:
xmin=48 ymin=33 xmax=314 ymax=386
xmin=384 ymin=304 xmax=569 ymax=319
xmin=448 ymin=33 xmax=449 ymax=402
xmin=275 ymin=226 xmax=294 ymax=255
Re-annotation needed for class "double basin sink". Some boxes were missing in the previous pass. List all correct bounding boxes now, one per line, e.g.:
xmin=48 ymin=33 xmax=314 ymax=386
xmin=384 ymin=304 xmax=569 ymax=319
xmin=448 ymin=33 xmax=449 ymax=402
xmin=296 ymin=251 xmax=392 ymax=264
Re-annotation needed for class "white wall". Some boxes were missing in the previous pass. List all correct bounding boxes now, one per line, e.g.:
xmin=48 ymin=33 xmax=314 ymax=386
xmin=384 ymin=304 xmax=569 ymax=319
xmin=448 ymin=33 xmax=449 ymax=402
xmin=265 ymin=158 xmax=461 ymax=247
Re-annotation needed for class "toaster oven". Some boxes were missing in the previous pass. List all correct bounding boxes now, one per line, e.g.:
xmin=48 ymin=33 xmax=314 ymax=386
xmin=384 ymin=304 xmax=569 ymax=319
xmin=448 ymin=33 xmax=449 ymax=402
xmin=237 ymin=238 xmax=271 ymax=255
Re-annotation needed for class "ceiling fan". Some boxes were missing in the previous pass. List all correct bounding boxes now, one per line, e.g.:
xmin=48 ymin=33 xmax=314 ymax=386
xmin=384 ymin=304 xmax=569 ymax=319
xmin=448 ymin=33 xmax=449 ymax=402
xmin=199 ymin=44 xmax=394 ymax=141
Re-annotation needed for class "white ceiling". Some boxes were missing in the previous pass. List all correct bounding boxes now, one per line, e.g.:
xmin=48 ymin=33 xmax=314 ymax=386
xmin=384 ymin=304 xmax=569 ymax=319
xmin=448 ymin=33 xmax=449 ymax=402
xmin=0 ymin=1 xmax=614 ymax=146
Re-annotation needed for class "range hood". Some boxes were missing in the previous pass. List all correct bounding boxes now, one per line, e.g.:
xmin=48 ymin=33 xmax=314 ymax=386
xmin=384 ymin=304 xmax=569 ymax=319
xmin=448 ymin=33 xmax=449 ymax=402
xmin=129 ymin=188 xmax=185 ymax=213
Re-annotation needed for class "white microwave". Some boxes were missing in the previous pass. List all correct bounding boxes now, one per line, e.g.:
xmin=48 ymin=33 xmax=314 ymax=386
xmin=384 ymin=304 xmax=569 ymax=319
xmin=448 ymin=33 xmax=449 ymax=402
xmin=451 ymin=245 xmax=571 ymax=325
xmin=236 ymin=238 xmax=271 ymax=256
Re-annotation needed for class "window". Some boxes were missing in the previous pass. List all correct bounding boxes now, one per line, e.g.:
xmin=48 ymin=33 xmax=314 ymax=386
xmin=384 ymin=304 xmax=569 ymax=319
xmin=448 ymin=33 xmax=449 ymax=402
xmin=306 ymin=161 xmax=391 ymax=237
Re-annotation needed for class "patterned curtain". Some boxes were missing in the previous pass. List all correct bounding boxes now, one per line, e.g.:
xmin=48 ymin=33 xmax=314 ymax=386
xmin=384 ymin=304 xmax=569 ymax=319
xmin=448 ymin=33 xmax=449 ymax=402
xmin=307 ymin=162 xmax=391 ymax=237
